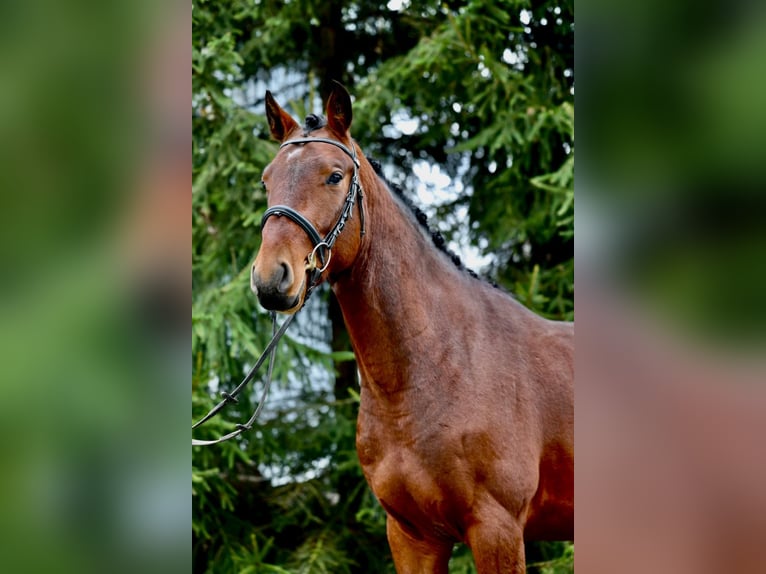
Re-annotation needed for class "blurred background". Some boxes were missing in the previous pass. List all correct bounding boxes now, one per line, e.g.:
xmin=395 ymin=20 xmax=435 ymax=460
xmin=192 ymin=0 xmax=573 ymax=572
xmin=0 ymin=1 xmax=189 ymax=574
xmin=577 ymin=0 xmax=766 ymax=572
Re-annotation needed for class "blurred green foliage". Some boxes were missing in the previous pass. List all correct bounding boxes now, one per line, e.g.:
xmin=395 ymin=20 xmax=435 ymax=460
xmin=577 ymin=0 xmax=766 ymax=347
xmin=193 ymin=0 xmax=573 ymax=572
xmin=0 ymin=2 xmax=190 ymax=574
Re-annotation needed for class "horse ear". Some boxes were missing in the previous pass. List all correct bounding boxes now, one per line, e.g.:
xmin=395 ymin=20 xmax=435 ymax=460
xmin=265 ymin=90 xmax=299 ymax=142
xmin=326 ymin=80 xmax=353 ymax=135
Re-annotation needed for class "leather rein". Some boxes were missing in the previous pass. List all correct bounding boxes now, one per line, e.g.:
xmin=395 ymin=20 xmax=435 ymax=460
xmin=192 ymin=136 xmax=365 ymax=446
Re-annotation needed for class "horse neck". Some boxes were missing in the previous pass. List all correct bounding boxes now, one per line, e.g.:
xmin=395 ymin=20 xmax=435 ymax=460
xmin=331 ymin=160 xmax=471 ymax=394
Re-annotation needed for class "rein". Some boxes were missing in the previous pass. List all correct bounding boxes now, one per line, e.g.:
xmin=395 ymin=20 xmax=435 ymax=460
xmin=192 ymin=136 xmax=365 ymax=447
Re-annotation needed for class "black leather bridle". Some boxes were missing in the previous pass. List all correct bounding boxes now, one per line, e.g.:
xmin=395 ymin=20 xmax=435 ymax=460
xmin=262 ymin=137 xmax=366 ymax=276
xmin=192 ymin=136 xmax=365 ymax=446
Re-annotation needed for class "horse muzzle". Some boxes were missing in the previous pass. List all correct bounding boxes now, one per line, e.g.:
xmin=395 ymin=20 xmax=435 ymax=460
xmin=251 ymin=260 xmax=302 ymax=312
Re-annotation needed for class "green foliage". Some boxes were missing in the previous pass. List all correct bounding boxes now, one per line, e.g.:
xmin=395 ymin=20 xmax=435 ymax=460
xmin=353 ymin=0 xmax=574 ymax=320
xmin=193 ymin=0 xmax=573 ymax=572
xmin=527 ymin=541 xmax=575 ymax=574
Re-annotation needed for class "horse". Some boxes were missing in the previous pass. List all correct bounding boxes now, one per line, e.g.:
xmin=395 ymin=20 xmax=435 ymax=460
xmin=251 ymin=82 xmax=574 ymax=574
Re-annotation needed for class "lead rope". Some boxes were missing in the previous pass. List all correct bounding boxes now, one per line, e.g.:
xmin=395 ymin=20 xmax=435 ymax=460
xmin=192 ymin=268 xmax=322 ymax=446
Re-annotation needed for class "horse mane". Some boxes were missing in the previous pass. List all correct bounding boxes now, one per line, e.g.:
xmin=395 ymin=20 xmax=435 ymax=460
xmin=368 ymin=158 xmax=489 ymax=283
xmin=303 ymin=114 xmax=326 ymax=135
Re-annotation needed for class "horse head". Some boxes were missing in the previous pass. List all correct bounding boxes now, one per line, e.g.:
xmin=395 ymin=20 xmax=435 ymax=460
xmin=251 ymin=82 xmax=365 ymax=313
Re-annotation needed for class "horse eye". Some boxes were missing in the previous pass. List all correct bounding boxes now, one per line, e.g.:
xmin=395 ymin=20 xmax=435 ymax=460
xmin=326 ymin=172 xmax=343 ymax=185
xmin=260 ymin=180 xmax=267 ymax=191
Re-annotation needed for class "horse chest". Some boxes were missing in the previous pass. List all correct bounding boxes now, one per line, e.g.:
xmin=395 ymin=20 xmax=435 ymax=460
xmin=356 ymin=409 xmax=471 ymax=541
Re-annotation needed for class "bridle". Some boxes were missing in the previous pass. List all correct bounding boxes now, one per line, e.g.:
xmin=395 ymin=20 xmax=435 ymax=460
xmin=263 ymin=137 xmax=366 ymax=274
xmin=192 ymin=136 xmax=365 ymax=446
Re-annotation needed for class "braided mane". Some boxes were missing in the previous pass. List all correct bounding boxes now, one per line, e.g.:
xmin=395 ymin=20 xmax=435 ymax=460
xmin=368 ymin=158 xmax=482 ymax=281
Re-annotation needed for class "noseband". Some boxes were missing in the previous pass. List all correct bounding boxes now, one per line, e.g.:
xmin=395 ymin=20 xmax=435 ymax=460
xmin=261 ymin=137 xmax=366 ymax=279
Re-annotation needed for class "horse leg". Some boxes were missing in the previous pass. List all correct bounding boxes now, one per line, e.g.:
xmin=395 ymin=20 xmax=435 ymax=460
xmin=386 ymin=516 xmax=452 ymax=574
xmin=466 ymin=518 xmax=526 ymax=574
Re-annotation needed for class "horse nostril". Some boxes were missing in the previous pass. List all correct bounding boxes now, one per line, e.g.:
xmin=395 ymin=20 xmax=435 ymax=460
xmin=277 ymin=261 xmax=293 ymax=293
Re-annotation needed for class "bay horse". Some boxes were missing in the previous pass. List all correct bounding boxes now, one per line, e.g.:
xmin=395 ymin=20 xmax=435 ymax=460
xmin=251 ymin=82 xmax=574 ymax=574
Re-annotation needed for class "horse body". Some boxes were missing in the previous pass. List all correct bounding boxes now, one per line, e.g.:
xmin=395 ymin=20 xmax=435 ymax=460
xmin=252 ymin=83 xmax=573 ymax=573
xmin=336 ymin=180 xmax=573 ymax=570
